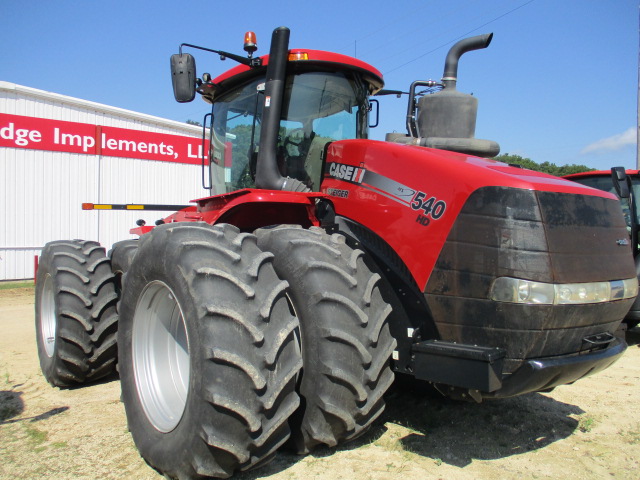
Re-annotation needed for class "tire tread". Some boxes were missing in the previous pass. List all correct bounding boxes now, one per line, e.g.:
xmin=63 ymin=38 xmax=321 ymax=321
xmin=118 ymin=223 xmax=301 ymax=479
xmin=35 ymin=240 xmax=119 ymax=387
xmin=256 ymin=225 xmax=396 ymax=453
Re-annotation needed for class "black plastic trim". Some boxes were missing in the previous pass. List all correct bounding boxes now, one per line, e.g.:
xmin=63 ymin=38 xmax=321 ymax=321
xmin=484 ymin=337 xmax=627 ymax=398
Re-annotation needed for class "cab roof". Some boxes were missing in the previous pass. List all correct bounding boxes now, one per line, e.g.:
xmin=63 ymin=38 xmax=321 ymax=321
xmin=210 ymin=49 xmax=384 ymax=95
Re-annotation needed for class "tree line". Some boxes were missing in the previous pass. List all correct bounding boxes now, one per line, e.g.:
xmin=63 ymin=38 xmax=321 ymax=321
xmin=493 ymin=153 xmax=594 ymax=176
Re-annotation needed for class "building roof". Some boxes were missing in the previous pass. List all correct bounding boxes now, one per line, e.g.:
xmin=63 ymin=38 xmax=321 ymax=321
xmin=0 ymin=81 xmax=200 ymax=134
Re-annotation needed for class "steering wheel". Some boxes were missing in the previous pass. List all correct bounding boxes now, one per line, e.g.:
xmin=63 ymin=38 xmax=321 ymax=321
xmin=284 ymin=128 xmax=305 ymax=153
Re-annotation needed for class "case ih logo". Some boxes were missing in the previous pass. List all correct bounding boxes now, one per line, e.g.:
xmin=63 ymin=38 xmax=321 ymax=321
xmin=328 ymin=162 xmax=366 ymax=183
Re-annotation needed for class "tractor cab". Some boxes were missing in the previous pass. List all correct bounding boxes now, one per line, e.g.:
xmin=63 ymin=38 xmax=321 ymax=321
xmin=208 ymin=67 xmax=372 ymax=193
xmin=170 ymin=31 xmax=383 ymax=195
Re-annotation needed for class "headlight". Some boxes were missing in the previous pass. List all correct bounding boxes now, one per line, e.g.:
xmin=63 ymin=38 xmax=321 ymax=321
xmin=490 ymin=277 xmax=638 ymax=305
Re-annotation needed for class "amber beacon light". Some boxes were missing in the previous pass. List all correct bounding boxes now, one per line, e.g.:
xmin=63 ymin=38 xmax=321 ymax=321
xmin=244 ymin=31 xmax=257 ymax=56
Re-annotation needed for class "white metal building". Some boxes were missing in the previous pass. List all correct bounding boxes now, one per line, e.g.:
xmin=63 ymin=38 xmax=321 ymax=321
xmin=0 ymin=81 xmax=205 ymax=281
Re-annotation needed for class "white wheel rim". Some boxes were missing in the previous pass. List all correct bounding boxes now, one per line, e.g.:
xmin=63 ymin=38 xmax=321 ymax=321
xmin=40 ymin=274 xmax=57 ymax=358
xmin=132 ymin=281 xmax=190 ymax=433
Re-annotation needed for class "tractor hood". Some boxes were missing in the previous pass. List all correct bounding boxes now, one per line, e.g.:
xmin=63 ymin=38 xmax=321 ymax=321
xmin=327 ymin=139 xmax=616 ymax=200
xmin=322 ymin=139 xmax=627 ymax=289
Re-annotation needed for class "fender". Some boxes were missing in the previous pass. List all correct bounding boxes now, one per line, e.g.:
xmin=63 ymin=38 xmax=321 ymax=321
xmin=130 ymin=189 xmax=328 ymax=235
xmin=335 ymin=214 xmax=441 ymax=375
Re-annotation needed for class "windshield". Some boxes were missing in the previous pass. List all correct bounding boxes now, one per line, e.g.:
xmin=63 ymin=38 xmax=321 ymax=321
xmin=209 ymin=70 xmax=369 ymax=194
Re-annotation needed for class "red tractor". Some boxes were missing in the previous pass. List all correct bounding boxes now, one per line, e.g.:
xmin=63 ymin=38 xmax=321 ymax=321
xmin=564 ymin=167 xmax=640 ymax=328
xmin=35 ymin=27 xmax=637 ymax=479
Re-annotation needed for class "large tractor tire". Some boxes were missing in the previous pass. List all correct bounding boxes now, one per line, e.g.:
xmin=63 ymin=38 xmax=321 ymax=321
xmin=109 ymin=239 xmax=138 ymax=277
xmin=118 ymin=223 xmax=302 ymax=479
xmin=108 ymin=239 xmax=138 ymax=296
xmin=35 ymin=240 xmax=119 ymax=387
xmin=256 ymin=225 xmax=397 ymax=453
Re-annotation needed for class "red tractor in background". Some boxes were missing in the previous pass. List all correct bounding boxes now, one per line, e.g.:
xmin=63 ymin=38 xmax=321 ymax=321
xmin=564 ymin=167 xmax=640 ymax=329
xmin=35 ymin=27 xmax=638 ymax=479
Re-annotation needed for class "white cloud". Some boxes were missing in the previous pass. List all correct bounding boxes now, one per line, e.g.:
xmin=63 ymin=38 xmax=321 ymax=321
xmin=581 ymin=127 xmax=637 ymax=154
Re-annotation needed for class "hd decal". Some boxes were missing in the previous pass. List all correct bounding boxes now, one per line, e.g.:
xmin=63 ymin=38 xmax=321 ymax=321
xmin=410 ymin=191 xmax=447 ymax=227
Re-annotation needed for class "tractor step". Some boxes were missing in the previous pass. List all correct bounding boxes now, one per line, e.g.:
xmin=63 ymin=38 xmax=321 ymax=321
xmin=412 ymin=340 xmax=506 ymax=392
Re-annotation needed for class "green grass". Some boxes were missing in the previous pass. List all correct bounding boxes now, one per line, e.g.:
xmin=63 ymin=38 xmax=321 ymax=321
xmin=0 ymin=281 xmax=34 ymax=290
xmin=624 ymin=426 xmax=640 ymax=444
xmin=578 ymin=416 xmax=596 ymax=433
xmin=24 ymin=425 xmax=48 ymax=444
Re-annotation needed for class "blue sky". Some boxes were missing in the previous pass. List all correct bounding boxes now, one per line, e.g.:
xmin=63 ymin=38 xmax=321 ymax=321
xmin=1 ymin=0 xmax=637 ymax=171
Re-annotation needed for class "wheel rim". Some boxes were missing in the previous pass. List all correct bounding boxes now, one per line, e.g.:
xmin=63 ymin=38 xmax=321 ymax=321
xmin=40 ymin=274 xmax=57 ymax=358
xmin=132 ymin=281 xmax=190 ymax=433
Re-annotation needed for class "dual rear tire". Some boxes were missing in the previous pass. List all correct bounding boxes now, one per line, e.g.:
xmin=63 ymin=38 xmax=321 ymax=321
xmin=256 ymin=225 xmax=396 ymax=453
xmin=35 ymin=240 xmax=119 ymax=387
xmin=117 ymin=223 xmax=302 ymax=478
xmin=35 ymin=223 xmax=397 ymax=478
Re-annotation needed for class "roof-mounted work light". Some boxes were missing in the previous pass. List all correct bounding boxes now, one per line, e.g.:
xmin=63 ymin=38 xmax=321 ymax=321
xmin=288 ymin=51 xmax=309 ymax=61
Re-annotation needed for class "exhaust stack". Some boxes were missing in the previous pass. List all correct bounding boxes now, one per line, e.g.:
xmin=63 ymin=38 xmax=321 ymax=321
xmin=397 ymin=33 xmax=500 ymax=158
xmin=255 ymin=27 xmax=310 ymax=192
xmin=441 ymin=33 xmax=493 ymax=90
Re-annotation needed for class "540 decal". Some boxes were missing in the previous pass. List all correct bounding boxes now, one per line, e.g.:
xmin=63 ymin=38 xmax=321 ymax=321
xmin=410 ymin=191 xmax=446 ymax=226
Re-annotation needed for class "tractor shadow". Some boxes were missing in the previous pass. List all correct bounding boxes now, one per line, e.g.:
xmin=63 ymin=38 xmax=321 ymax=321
xmin=625 ymin=325 xmax=640 ymax=346
xmin=64 ymin=371 xmax=120 ymax=391
xmin=0 ymin=382 xmax=69 ymax=426
xmin=373 ymin=380 xmax=583 ymax=467
xmin=0 ymin=386 xmax=25 ymax=423
xmin=236 ymin=377 xmax=583 ymax=477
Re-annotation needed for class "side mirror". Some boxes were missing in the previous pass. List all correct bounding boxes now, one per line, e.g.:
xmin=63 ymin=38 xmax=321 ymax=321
xmin=611 ymin=166 xmax=630 ymax=199
xmin=170 ymin=53 xmax=197 ymax=103
xmin=369 ymin=99 xmax=379 ymax=128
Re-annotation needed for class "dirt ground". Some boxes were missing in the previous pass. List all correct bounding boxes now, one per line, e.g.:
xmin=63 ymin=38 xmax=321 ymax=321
xmin=1 ymin=285 xmax=639 ymax=480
